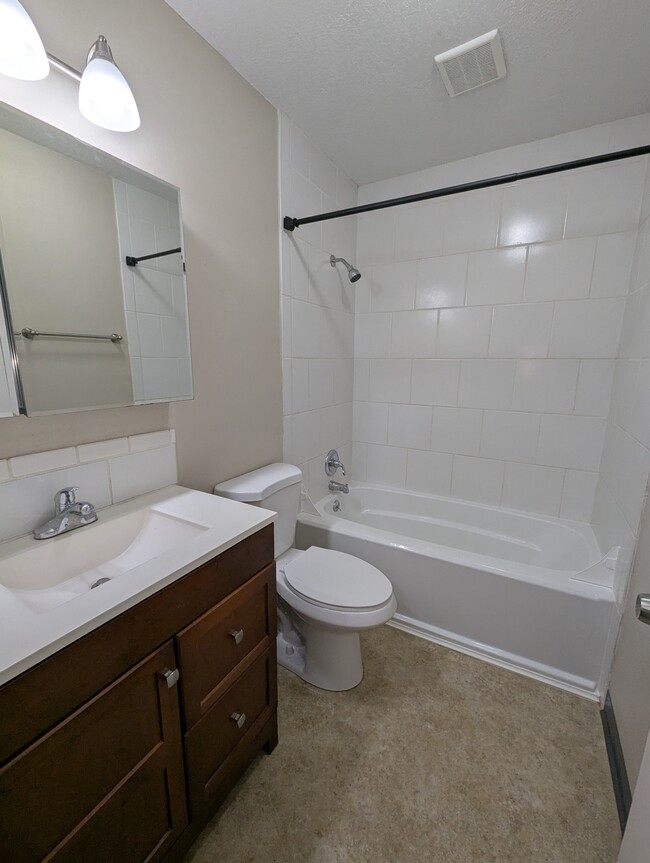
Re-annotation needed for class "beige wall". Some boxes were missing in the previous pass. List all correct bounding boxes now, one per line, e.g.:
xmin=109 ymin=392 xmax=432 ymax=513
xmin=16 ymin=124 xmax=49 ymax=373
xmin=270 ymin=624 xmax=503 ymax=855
xmin=0 ymin=0 xmax=282 ymax=489
xmin=609 ymin=493 xmax=650 ymax=792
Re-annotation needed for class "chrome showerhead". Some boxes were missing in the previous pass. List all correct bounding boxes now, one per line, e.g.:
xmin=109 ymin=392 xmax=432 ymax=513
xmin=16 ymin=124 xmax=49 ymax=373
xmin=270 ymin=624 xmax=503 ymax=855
xmin=330 ymin=254 xmax=362 ymax=283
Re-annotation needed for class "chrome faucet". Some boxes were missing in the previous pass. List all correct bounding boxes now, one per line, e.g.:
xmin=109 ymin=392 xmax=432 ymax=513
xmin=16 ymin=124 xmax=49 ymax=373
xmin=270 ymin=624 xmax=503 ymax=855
xmin=33 ymin=486 xmax=98 ymax=540
xmin=328 ymin=480 xmax=349 ymax=494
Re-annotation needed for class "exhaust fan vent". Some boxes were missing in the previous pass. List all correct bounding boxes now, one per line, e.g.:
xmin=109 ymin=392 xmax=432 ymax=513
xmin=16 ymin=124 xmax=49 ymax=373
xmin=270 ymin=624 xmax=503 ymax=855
xmin=435 ymin=29 xmax=506 ymax=97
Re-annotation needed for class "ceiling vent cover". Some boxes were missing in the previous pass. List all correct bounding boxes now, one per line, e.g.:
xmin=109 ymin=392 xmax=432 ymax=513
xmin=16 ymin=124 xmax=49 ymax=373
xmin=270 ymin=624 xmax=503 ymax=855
xmin=435 ymin=29 xmax=506 ymax=97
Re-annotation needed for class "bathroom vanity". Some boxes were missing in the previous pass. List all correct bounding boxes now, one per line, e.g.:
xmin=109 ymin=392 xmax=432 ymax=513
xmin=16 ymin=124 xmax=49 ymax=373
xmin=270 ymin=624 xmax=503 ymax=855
xmin=0 ymin=490 xmax=278 ymax=862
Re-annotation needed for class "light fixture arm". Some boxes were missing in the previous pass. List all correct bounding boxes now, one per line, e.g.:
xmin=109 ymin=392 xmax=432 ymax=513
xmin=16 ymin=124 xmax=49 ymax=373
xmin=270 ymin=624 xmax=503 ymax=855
xmin=46 ymin=53 xmax=81 ymax=83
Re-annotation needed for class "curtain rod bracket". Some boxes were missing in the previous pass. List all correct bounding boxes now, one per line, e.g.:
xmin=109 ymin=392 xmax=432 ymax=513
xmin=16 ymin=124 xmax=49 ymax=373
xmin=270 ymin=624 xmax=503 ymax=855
xmin=283 ymin=217 xmax=299 ymax=232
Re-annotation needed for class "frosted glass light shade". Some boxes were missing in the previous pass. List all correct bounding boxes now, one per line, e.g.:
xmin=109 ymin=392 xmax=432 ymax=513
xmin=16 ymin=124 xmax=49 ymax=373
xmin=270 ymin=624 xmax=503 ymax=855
xmin=79 ymin=56 xmax=140 ymax=132
xmin=0 ymin=0 xmax=49 ymax=80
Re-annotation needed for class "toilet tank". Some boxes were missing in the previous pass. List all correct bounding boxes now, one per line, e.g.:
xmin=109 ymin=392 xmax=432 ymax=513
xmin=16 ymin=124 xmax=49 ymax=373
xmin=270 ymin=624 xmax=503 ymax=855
xmin=214 ymin=464 xmax=303 ymax=557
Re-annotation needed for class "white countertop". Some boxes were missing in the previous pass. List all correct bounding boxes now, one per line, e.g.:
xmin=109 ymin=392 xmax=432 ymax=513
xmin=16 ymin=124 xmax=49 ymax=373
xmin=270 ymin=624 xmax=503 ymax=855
xmin=0 ymin=485 xmax=276 ymax=686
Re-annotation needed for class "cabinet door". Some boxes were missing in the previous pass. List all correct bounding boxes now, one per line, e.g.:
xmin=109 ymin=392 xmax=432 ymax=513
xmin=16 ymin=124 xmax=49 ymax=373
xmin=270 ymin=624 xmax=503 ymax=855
xmin=0 ymin=641 xmax=187 ymax=863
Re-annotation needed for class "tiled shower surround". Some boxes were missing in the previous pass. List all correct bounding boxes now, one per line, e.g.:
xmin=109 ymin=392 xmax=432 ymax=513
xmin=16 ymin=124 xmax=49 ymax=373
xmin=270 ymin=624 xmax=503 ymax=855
xmin=280 ymin=112 xmax=650 ymax=591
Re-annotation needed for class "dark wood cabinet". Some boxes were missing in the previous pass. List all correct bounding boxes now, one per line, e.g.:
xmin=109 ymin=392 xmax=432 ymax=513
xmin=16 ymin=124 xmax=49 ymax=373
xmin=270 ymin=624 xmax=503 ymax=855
xmin=0 ymin=526 xmax=277 ymax=863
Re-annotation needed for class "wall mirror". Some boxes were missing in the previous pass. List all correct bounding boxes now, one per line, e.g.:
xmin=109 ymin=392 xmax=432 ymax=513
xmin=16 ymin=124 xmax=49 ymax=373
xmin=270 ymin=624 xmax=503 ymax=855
xmin=0 ymin=104 xmax=192 ymax=417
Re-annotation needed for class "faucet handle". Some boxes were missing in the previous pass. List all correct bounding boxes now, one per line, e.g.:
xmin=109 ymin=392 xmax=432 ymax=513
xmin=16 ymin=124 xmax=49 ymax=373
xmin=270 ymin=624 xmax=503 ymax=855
xmin=325 ymin=449 xmax=346 ymax=477
xmin=55 ymin=486 xmax=79 ymax=513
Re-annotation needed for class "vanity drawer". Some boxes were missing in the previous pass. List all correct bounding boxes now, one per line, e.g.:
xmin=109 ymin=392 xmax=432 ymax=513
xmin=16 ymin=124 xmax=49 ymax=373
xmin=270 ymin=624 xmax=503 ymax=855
xmin=184 ymin=650 xmax=274 ymax=812
xmin=176 ymin=563 xmax=275 ymax=729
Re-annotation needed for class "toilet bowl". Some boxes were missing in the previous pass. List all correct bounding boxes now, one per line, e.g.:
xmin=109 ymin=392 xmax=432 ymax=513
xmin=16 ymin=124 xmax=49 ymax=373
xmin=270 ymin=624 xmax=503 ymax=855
xmin=215 ymin=464 xmax=396 ymax=691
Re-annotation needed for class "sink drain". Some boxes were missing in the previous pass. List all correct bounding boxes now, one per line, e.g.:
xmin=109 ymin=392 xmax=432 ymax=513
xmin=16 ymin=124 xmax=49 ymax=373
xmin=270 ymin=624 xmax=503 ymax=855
xmin=90 ymin=577 xmax=111 ymax=589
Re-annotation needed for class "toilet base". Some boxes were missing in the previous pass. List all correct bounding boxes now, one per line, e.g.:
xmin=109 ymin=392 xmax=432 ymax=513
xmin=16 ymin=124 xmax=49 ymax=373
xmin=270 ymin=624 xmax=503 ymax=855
xmin=277 ymin=616 xmax=364 ymax=691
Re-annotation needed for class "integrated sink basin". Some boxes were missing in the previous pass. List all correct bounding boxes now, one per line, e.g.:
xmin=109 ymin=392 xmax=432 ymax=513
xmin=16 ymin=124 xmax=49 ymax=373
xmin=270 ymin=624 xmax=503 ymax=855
xmin=0 ymin=485 xmax=277 ymax=685
xmin=0 ymin=507 xmax=209 ymax=613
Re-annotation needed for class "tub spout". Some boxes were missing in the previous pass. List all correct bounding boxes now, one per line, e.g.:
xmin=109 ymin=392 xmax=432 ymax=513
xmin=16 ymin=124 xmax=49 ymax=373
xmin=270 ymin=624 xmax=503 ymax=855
xmin=329 ymin=480 xmax=349 ymax=494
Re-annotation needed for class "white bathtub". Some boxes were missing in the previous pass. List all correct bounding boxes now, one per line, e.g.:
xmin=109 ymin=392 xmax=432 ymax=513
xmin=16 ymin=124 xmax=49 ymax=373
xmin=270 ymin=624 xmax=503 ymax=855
xmin=296 ymin=484 xmax=620 ymax=700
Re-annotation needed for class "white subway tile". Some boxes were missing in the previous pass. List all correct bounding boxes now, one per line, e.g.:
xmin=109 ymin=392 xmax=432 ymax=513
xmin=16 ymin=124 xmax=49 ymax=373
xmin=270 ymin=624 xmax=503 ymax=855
xmin=292 ymin=300 xmax=322 ymax=358
xmin=369 ymin=359 xmax=412 ymax=404
xmin=387 ymin=404 xmax=432 ymax=450
xmin=451 ymin=456 xmax=504 ymax=505
xmin=443 ymin=189 xmax=500 ymax=254
xmin=537 ymin=415 xmax=606 ymax=471
xmin=480 ymin=411 xmax=541 ymax=463
xmin=502 ymin=463 xmax=564 ymax=516
xmin=0 ymin=460 xmax=9 ymax=482
xmin=10 ymin=447 xmax=78 ymax=478
xmin=415 ymin=254 xmax=467 ymax=309
xmin=353 ymin=359 xmax=370 ymax=401
xmin=161 ymin=316 xmax=190 ymax=357
xmin=353 ymin=401 xmax=389 ymax=444
xmin=565 ymin=160 xmax=645 ymax=238
xmin=309 ymin=360 xmax=335 ymax=409
xmin=430 ymin=407 xmax=482 ymax=455
xmin=410 ymin=360 xmax=460 ymax=406
xmin=291 ymin=359 xmax=310 ymax=413
xmin=560 ymin=470 xmax=599 ymax=522
xmin=612 ymin=360 xmax=640 ymax=430
xmin=437 ymin=306 xmax=491 ymax=358
xmin=537 ymin=125 xmax=611 ymax=166
xmin=130 ymin=358 xmax=144 ymax=402
xmin=369 ymin=261 xmax=417 ymax=312
xmin=523 ymin=237 xmax=596 ymax=302
xmin=394 ymin=202 xmax=444 ymax=261
xmin=78 ymin=438 xmax=129 ymax=463
xmin=499 ymin=177 xmax=567 ymax=247
xmin=357 ymin=211 xmax=395 ymax=265
xmin=310 ymin=149 xmax=338 ymax=198
xmin=574 ymin=360 xmax=616 ymax=416
xmin=549 ymin=298 xmax=625 ymax=358
xmin=458 ymin=360 xmax=516 ymax=410
xmin=289 ymin=239 xmax=311 ymax=301
xmin=511 ymin=360 xmax=579 ymax=413
xmin=590 ymin=232 xmax=637 ymax=298
xmin=391 ymin=310 xmax=438 ymax=358
xmin=349 ymin=310 xmax=388 ymax=359
xmin=291 ymin=411 xmax=322 ymax=463
xmin=142 ymin=358 xmax=181 ymax=400
xmin=282 ymin=359 xmax=292 ymax=415
xmin=366 ymin=444 xmax=408 ymax=487
xmin=489 ymin=303 xmax=554 ymax=358
xmin=289 ymin=122 xmax=310 ymax=178
xmin=405 ymin=450 xmax=453 ymax=496
xmin=607 ymin=428 xmax=650 ymax=531
xmin=465 ymin=247 xmax=526 ymax=306
xmin=129 ymin=430 xmax=174 ymax=452
xmin=137 ymin=314 xmax=164 ymax=357
xmin=608 ymin=114 xmax=650 ymax=152
xmin=629 ymin=361 xmax=650 ymax=448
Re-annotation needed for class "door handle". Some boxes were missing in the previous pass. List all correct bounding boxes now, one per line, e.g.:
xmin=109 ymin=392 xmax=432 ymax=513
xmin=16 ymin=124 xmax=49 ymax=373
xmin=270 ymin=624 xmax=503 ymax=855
xmin=636 ymin=594 xmax=650 ymax=624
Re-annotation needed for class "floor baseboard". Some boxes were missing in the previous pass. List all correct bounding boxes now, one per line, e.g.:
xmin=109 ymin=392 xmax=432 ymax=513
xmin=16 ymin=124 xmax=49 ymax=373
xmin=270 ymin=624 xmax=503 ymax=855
xmin=601 ymin=691 xmax=632 ymax=833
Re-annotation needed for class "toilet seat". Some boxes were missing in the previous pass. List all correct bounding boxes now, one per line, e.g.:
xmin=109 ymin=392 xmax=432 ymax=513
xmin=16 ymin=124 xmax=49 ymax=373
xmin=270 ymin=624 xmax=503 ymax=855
xmin=280 ymin=546 xmax=393 ymax=610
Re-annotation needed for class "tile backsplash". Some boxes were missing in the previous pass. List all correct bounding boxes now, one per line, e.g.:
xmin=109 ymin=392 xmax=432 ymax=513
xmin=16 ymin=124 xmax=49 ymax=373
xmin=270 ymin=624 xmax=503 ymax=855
xmin=0 ymin=430 xmax=177 ymax=543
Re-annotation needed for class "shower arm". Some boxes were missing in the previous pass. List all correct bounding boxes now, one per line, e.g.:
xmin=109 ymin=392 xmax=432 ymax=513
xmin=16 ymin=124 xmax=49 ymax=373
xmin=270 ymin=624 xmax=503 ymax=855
xmin=283 ymin=144 xmax=650 ymax=232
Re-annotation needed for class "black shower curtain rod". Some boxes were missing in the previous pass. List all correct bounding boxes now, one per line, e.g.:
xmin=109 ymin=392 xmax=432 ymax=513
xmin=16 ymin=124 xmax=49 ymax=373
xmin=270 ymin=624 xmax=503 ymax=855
xmin=283 ymin=144 xmax=650 ymax=232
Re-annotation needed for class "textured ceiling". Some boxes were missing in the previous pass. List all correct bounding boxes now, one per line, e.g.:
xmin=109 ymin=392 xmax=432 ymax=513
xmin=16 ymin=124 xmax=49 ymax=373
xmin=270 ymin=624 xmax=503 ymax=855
xmin=164 ymin=0 xmax=650 ymax=185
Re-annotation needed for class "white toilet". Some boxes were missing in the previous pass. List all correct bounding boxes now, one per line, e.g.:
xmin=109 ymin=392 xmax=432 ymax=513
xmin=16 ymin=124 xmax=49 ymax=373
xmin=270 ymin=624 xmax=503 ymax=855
xmin=215 ymin=463 xmax=396 ymax=691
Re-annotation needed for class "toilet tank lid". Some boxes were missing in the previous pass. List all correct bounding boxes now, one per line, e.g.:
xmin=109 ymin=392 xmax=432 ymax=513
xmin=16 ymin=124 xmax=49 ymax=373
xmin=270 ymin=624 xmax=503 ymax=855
xmin=214 ymin=463 xmax=303 ymax=501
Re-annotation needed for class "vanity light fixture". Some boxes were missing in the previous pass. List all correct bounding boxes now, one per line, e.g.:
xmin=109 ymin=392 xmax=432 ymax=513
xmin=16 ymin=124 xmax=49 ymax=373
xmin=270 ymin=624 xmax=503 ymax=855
xmin=0 ymin=0 xmax=49 ymax=80
xmin=0 ymin=2 xmax=140 ymax=132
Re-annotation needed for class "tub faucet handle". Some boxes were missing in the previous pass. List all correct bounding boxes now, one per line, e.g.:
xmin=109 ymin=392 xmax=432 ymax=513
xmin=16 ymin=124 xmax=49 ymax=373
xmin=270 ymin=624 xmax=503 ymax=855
xmin=325 ymin=449 xmax=346 ymax=477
